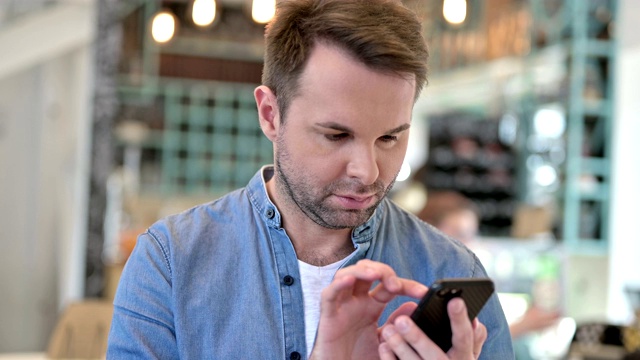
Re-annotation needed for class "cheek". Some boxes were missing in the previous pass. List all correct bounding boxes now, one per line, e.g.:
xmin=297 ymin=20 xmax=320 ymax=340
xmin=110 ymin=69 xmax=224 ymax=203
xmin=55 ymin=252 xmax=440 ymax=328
xmin=378 ymin=160 xmax=402 ymax=184
xmin=378 ymin=143 xmax=408 ymax=178
xmin=313 ymin=157 xmax=346 ymax=182
xmin=282 ymin=140 xmax=343 ymax=180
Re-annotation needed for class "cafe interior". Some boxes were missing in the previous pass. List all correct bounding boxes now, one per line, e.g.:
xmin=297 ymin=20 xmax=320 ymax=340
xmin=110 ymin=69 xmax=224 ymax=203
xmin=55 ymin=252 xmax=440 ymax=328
xmin=1 ymin=0 xmax=639 ymax=358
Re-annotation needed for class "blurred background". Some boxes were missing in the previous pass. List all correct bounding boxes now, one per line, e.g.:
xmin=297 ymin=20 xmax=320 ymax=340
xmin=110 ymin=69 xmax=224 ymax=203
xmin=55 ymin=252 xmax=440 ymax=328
xmin=0 ymin=0 xmax=639 ymax=359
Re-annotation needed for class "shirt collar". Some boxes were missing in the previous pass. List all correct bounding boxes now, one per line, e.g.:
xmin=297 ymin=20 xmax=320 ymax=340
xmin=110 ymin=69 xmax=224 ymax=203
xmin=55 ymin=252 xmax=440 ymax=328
xmin=246 ymin=165 xmax=282 ymax=228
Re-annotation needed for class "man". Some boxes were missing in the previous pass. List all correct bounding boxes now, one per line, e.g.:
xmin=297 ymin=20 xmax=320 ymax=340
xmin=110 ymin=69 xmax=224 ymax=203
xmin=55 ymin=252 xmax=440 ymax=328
xmin=107 ymin=0 xmax=514 ymax=359
xmin=418 ymin=191 xmax=481 ymax=246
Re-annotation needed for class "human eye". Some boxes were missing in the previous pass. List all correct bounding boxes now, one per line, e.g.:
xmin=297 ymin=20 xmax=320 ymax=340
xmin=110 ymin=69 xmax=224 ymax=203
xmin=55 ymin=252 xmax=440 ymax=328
xmin=325 ymin=133 xmax=349 ymax=142
xmin=379 ymin=135 xmax=398 ymax=143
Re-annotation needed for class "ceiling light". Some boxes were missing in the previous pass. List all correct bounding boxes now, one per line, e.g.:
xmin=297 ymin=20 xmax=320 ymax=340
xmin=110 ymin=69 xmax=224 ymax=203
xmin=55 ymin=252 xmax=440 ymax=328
xmin=151 ymin=10 xmax=177 ymax=43
xmin=443 ymin=0 xmax=467 ymax=25
xmin=252 ymin=0 xmax=276 ymax=24
xmin=192 ymin=0 xmax=217 ymax=27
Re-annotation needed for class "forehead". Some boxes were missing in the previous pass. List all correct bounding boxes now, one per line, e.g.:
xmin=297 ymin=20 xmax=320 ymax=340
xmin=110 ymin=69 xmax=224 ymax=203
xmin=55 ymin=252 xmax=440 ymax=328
xmin=292 ymin=42 xmax=415 ymax=129
xmin=300 ymin=41 xmax=415 ymax=91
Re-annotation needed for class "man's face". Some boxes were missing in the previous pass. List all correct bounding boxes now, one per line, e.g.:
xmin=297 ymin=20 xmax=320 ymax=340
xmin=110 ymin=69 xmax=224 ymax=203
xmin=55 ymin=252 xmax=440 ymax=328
xmin=273 ymin=42 xmax=415 ymax=229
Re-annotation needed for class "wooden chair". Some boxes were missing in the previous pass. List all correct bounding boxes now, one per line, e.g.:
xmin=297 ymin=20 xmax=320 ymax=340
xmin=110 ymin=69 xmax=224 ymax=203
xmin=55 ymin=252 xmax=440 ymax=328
xmin=46 ymin=300 xmax=113 ymax=359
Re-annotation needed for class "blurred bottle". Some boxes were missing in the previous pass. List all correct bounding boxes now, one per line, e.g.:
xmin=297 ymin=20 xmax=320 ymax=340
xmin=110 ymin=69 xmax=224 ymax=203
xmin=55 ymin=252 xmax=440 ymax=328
xmin=532 ymin=253 xmax=562 ymax=312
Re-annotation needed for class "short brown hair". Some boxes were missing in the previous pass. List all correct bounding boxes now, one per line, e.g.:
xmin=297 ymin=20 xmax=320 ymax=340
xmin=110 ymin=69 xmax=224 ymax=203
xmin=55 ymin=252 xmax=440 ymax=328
xmin=262 ymin=0 xmax=429 ymax=121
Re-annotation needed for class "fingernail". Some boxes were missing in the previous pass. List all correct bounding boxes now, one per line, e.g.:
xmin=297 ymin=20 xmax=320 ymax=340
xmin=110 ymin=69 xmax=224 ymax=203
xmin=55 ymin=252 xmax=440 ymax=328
xmin=396 ymin=317 xmax=410 ymax=334
xmin=383 ymin=325 xmax=397 ymax=339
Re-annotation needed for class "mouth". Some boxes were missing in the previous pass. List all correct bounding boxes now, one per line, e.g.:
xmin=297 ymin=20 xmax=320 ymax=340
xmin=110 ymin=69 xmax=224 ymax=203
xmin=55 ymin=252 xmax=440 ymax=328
xmin=333 ymin=193 xmax=377 ymax=210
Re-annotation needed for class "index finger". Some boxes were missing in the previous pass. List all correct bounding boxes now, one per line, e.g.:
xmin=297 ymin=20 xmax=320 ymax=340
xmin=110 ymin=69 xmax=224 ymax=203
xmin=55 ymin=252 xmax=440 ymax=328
xmin=369 ymin=277 xmax=427 ymax=303
xmin=335 ymin=260 xmax=403 ymax=295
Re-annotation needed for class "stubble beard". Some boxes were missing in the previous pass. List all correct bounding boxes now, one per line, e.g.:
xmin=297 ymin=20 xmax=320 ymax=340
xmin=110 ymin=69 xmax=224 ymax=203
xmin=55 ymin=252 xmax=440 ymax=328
xmin=274 ymin=142 xmax=397 ymax=230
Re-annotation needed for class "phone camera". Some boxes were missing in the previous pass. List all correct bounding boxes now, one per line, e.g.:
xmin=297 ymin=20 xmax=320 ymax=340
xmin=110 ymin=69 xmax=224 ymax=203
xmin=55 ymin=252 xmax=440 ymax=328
xmin=436 ymin=288 xmax=463 ymax=298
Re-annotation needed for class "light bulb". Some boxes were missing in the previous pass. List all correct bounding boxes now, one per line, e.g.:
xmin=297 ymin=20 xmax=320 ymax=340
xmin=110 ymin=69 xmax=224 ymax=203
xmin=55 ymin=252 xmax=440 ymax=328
xmin=443 ymin=0 xmax=467 ymax=25
xmin=534 ymin=164 xmax=557 ymax=187
xmin=151 ymin=11 xmax=176 ymax=43
xmin=533 ymin=106 xmax=565 ymax=139
xmin=252 ymin=0 xmax=276 ymax=24
xmin=192 ymin=0 xmax=216 ymax=27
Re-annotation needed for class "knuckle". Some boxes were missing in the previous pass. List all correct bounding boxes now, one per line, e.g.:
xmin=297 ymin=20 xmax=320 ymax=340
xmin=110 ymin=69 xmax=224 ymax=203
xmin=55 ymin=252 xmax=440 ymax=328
xmin=385 ymin=332 xmax=406 ymax=350
xmin=402 ymin=327 xmax=422 ymax=344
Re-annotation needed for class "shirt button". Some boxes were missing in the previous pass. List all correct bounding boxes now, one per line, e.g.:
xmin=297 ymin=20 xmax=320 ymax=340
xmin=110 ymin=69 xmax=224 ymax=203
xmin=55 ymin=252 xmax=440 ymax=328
xmin=289 ymin=351 xmax=301 ymax=360
xmin=283 ymin=275 xmax=295 ymax=286
xmin=266 ymin=208 xmax=275 ymax=219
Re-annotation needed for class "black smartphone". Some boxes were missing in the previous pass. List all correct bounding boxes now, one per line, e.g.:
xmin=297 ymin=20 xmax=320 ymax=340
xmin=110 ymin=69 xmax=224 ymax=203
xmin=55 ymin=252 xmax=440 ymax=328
xmin=410 ymin=278 xmax=495 ymax=352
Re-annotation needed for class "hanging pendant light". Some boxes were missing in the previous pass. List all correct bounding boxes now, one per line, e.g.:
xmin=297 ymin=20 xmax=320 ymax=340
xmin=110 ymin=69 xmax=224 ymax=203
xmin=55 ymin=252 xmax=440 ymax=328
xmin=151 ymin=10 xmax=177 ymax=43
xmin=192 ymin=0 xmax=217 ymax=27
xmin=443 ymin=0 xmax=467 ymax=25
xmin=252 ymin=0 xmax=276 ymax=24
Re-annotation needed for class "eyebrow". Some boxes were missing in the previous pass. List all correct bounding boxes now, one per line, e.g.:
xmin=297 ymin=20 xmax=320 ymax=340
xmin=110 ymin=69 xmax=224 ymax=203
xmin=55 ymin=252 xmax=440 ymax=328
xmin=316 ymin=122 xmax=411 ymax=135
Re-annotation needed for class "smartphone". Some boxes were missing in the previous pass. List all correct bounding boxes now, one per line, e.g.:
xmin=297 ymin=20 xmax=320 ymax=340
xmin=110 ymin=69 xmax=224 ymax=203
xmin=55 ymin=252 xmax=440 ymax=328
xmin=410 ymin=278 xmax=495 ymax=352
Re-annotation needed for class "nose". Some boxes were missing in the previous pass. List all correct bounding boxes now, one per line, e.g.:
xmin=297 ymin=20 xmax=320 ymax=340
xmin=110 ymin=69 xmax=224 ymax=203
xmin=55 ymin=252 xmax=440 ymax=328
xmin=345 ymin=144 xmax=379 ymax=185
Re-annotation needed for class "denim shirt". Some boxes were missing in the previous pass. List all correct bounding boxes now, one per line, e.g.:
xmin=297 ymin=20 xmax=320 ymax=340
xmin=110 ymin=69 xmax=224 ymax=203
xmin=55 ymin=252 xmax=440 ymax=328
xmin=107 ymin=166 xmax=514 ymax=359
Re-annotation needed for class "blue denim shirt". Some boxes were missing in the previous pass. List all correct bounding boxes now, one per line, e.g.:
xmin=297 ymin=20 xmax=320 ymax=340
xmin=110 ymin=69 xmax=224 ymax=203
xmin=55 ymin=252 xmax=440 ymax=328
xmin=107 ymin=166 xmax=514 ymax=359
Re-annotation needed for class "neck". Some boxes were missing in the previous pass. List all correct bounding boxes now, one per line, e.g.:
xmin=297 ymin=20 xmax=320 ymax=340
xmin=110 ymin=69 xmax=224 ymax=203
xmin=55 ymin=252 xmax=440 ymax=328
xmin=291 ymin=226 xmax=355 ymax=266
xmin=266 ymin=177 xmax=355 ymax=266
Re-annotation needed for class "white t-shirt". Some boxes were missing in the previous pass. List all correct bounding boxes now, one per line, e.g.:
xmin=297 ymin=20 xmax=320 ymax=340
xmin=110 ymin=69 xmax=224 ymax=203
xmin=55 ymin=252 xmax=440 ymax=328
xmin=299 ymin=251 xmax=356 ymax=359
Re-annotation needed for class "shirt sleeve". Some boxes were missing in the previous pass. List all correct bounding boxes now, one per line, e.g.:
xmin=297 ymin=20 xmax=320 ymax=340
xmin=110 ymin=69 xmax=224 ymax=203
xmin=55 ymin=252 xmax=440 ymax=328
xmin=107 ymin=231 xmax=180 ymax=359
xmin=473 ymin=257 xmax=516 ymax=359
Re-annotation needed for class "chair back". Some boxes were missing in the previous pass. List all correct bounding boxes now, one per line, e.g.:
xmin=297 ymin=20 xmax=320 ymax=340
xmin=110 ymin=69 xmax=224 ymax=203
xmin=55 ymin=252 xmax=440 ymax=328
xmin=46 ymin=300 xmax=113 ymax=359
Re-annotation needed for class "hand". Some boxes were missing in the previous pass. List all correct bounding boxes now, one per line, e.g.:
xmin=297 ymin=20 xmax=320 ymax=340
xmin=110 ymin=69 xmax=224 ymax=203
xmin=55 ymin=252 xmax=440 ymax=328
xmin=309 ymin=259 xmax=427 ymax=360
xmin=378 ymin=298 xmax=488 ymax=360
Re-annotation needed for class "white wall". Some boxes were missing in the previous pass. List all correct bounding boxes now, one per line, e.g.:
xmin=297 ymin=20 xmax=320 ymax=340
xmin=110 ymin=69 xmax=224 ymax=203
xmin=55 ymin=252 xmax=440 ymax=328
xmin=607 ymin=0 xmax=640 ymax=325
xmin=0 ymin=1 xmax=95 ymax=352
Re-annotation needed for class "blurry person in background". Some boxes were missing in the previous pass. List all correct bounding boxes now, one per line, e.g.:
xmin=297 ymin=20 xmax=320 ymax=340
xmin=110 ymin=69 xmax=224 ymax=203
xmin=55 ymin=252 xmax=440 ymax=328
xmin=418 ymin=190 xmax=479 ymax=246
xmin=418 ymin=190 xmax=561 ymax=339
xmin=107 ymin=0 xmax=514 ymax=359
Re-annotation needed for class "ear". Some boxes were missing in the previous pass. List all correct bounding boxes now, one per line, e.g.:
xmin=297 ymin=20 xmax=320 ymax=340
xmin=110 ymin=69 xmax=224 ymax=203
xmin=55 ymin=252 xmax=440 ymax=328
xmin=254 ymin=85 xmax=280 ymax=142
